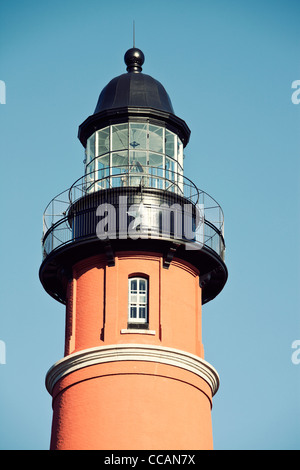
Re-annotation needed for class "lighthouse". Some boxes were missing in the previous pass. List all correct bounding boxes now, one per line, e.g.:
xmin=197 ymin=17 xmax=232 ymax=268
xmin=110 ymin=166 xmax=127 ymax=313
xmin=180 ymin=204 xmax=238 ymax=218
xmin=40 ymin=48 xmax=227 ymax=450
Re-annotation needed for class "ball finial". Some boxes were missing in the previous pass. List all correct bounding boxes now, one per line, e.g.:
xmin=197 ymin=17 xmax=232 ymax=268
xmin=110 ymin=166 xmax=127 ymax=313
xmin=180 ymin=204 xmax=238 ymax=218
xmin=124 ymin=48 xmax=145 ymax=73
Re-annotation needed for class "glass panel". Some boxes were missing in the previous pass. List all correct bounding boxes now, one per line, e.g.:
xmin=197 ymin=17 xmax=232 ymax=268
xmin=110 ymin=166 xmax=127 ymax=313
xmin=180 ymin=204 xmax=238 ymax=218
xmin=129 ymin=123 xmax=147 ymax=150
xmin=165 ymin=130 xmax=175 ymax=158
xmin=177 ymin=139 xmax=183 ymax=169
xmin=85 ymin=160 xmax=95 ymax=193
xmin=112 ymin=124 xmax=128 ymax=151
xmin=130 ymin=279 xmax=137 ymax=291
xmin=129 ymin=151 xmax=147 ymax=168
xmin=148 ymin=153 xmax=163 ymax=168
xmin=166 ymin=157 xmax=175 ymax=181
xmin=130 ymin=306 xmax=137 ymax=318
xmin=112 ymin=152 xmax=129 ymax=187
xmin=139 ymin=307 xmax=146 ymax=319
xmin=86 ymin=133 xmax=95 ymax=164
xmin=148 ymin=153 xmax=164 ymax=189
xmin=112 ymin=151 xmax=128 ymax=168
xmin=96 ymin=154 xmax=110 ymax=188
xmin=149 ymin=125 xmax=163 ymax=153
xmin=177 ymin=172 xmax=184 ymax=194
xmin=97 ymin=127 xmax=110 ymax=156
xmin=139 ymin=279 xmax=146 ymax=292
xmin=97 ymin=154 xmax=110 ymax=174
xmin=165 ymin=157 xmax=176 ymax=193
xmin=86 ymin=159 xmax=95 ymax=177
xmin=129 ymin=151 xmax=147 ymax=186
xmin=139 ymin=295 xmax=146 ymax=304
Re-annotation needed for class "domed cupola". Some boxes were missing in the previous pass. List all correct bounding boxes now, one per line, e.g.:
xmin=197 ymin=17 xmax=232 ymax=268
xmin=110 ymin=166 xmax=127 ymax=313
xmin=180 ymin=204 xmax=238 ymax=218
xmin=78 ymin=48 xmax=190 ymax=148
xmin=93 ymin=48 xmax=175 ymax=114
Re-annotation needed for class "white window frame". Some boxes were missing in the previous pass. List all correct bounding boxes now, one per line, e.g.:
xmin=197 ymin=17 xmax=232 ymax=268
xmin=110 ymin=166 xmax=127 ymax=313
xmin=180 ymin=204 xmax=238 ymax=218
xmin=128 ymin=277 xmax=148 ymax=326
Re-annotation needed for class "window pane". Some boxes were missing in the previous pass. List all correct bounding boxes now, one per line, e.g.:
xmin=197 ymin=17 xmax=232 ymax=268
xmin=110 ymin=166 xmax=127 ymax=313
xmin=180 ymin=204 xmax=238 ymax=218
xmin=86 ymin=159 xmax=95 ymax=176
xmin=130 ymin=123 xmax=147 ymax=150
xmin=139 ymin=307 xmax=146 ymax=319
xmin=139 ymin=279 xmax=146 ymax=292
xmin=165 ymin=130 xmax=175 ymax=157
xmin=85 ymin=160 xmax=95 ymax=193
xmin=148 ymin=155 xmax=164 ymax=189
xmin=177 ymin=139 xmax=183 ymax=168
xmin=130 ymin=279 xmax=137 ymax=291
xmin=112 ymin=151 xmax=128 ymax=168
xmin=149 ymin=125 xmax=163 ymax=153
xmin=96 ymin=155 xmax=110 ymax=188
xmin=97 ymin=154 xmax=110 ymax=176
xmin=129 ymin=151 xmax=147 ymax=168
xmin=129 ymin=152 xmax=147 ymax=186
xmin=166 ymin=157 xmax=176 ymax=181
xmin=112 ymin=124 xmax=128 ymax=151
xmin=148 ymin=153 xmax=163 ymax=168
xmin=86 ymin=133 xmax=95 ymax=164
xmin=130 ymin=306 xmax=137 ymax=318
xmin=111 ymin=152 xmax=129 ymax=187
xmin=97 ymin=127 xmax=110 ymax=156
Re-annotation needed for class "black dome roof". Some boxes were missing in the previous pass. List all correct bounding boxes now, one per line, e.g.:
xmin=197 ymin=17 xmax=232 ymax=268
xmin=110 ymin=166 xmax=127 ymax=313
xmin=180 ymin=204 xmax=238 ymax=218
xmin=94 ymin=48 xmax=174 ymax=114
xmin=78 ymin=48 xmax=191 ymax=148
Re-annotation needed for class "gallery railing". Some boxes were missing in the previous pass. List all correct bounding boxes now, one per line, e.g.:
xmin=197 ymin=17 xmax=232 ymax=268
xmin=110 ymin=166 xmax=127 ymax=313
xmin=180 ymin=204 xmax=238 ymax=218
xmin=42 ymin=167 xmax=225 ymax=260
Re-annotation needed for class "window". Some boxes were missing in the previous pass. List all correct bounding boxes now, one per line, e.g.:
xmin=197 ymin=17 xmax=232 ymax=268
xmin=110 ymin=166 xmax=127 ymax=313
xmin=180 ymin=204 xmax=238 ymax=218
xmin=85 ymin=124 xmax=184 ymax=194
xmin=128 ymin=277 xmax=148 ymax=327
xmin=97 ymin=127 xmax=110 ymax=156
xmin=86 ymin=133 xmax=95 ymax=165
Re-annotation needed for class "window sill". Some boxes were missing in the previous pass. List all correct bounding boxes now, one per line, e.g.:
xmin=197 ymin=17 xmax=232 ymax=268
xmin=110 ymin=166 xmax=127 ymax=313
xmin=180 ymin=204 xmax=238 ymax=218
xmin=120 ymin=329 xmax=156 ymax=335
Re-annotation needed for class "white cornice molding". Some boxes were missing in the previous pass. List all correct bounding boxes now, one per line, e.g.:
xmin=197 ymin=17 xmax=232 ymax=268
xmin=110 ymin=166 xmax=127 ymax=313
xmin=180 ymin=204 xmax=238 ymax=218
xmin=46 ymin=344 xmax=219 ymax=397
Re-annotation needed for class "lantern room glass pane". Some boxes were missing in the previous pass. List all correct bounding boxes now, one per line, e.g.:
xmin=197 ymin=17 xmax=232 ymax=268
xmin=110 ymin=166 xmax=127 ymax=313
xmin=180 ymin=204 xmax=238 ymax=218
xmin=86 ymin=159 xmax=95 ymax=176
xmin=112 ymin=124 xmax=128 ymax=151
xmin=149 ymin=125 xmax=163 ymax=153
xmin=85 ymin=159 xmax=96 ymax=192
xmin=112 ymin=152 xmax=129 ymax=187
xmin=97 ymin=154 xmax=110 ymax=185
xmin=86 ymin=133 xmax=95 ymax=164
xmin=129 ymin=151 xmax=147 ymax=169
xmin=165 ymin=130 xmax=175 ymax=158
xmin=177 ymin=139 xmax=183 ymax=169
xmin=97 ymin=127 xmax=110 ymax=156
xmin=165 ymin=157 xmax=176 ymax=192
xmin=129 ymin=151 xmax=147 ymax=186
xmin=129 ymin=123 xmax=147 ymax=150
xmin=112 ymin=151 xmax=128 ymax=167
xmin=148 ymin=153 xmax=163 ymax=168
xmin=148 ymin=153 xmax=163 ymax=189
xmin=166 ymin=157 xmax=175 ymax=179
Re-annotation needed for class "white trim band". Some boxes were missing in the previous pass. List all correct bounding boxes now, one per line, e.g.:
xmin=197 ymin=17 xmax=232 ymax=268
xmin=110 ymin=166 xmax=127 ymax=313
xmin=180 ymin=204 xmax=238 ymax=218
xmin=45 ymin=344 xmax=219 ymax=396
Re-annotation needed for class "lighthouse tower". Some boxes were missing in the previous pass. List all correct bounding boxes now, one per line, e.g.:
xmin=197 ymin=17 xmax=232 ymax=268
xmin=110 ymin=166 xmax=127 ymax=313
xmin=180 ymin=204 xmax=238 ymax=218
xmin=40 ymin=48 xmax=227 ymax=450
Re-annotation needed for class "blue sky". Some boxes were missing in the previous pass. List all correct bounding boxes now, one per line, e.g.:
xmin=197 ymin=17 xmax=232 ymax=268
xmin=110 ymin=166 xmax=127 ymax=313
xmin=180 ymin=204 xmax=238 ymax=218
xmin=0 ymin=0 xmax=299 ymax=450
